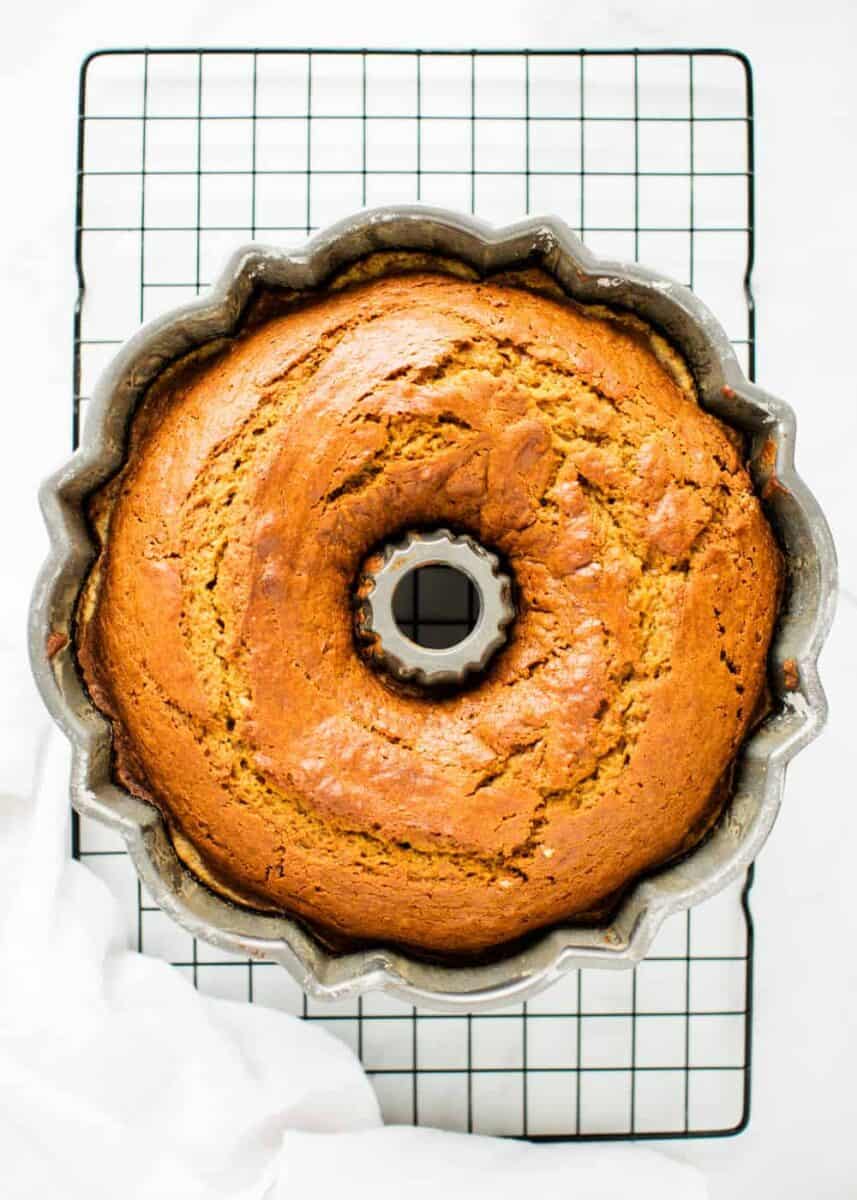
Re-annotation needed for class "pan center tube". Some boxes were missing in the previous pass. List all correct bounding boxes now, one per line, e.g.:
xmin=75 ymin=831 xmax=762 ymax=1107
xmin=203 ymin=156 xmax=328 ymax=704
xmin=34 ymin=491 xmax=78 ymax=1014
xmin=354 ymin=529 xmax=515 ymax=688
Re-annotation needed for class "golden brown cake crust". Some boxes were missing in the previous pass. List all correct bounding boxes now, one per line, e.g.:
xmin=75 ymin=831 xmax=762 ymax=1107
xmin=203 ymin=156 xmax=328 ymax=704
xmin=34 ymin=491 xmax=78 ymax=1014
xmin=77 ymin=267 xmax=781 ymax=955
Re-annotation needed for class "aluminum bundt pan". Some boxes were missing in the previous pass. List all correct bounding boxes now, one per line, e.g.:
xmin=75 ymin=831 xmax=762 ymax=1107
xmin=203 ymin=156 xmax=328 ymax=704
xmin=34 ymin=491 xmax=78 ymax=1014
xmin=29 ymin=206 xmax=836 ymax=1012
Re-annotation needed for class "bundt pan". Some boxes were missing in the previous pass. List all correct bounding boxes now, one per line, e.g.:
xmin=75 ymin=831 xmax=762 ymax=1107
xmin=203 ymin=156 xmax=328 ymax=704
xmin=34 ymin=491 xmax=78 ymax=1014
xmin=29 ymin=207 xmax=836 ymax=1012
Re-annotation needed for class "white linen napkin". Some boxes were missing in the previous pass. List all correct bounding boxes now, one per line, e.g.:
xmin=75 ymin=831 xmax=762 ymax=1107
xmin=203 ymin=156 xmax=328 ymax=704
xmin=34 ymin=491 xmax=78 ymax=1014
xmin=0 ymin=717 xmax=706 ymax=1199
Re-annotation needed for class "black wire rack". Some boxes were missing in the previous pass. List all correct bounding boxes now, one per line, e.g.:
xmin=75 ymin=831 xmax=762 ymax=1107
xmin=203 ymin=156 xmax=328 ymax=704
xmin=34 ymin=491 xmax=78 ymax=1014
xmin=72 ymin=47 xmax=757 ymax=1140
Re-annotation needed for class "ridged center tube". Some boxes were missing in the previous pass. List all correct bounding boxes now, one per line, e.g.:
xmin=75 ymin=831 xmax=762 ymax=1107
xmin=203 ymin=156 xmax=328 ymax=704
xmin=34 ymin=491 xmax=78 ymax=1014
xmin=356 ymin=529 xmax=515 ymax=688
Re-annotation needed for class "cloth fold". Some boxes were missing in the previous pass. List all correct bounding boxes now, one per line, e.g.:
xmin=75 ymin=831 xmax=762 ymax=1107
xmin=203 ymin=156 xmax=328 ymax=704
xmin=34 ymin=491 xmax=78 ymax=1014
xmin=0 ymin=729 xmax=706 ymax=1199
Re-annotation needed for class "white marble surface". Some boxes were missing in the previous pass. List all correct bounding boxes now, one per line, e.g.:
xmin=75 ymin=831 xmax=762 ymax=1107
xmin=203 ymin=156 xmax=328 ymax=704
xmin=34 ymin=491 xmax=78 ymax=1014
xmin=1 ymin=2 xmax=854 ymax=1196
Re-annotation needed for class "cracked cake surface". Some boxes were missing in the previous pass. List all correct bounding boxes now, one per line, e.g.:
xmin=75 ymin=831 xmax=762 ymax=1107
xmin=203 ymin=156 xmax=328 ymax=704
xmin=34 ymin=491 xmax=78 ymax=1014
xmin=76 ymin=260 xmax=781 ymax=956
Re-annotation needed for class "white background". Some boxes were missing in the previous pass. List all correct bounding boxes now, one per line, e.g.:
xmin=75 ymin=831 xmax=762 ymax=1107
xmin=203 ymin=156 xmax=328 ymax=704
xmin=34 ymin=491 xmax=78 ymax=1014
xmin=1 ymin=2 xmax=854 ymax=1197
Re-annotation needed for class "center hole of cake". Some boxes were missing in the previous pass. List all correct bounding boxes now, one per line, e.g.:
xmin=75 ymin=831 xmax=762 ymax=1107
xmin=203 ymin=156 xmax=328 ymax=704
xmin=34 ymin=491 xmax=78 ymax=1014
xmin=392 ymin=565 xmax=481 ymax=650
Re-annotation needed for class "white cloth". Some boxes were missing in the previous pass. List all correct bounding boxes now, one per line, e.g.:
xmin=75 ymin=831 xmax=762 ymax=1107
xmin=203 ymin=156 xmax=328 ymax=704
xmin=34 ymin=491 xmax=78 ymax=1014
xmin=0 ymin=728 xmax=707 ymax=1199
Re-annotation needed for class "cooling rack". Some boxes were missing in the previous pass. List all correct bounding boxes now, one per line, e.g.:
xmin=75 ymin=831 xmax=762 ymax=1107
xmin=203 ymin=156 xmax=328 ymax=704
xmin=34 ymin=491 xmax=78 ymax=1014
xmin=72 ymin=47 xmax=756 ymax=1139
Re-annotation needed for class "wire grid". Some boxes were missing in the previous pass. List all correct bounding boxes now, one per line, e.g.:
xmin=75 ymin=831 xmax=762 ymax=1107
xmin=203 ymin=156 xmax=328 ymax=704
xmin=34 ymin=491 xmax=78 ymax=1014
xmin=73 ymin=47 xmax=756 ymax=1140
xmin=392 ymin=564 xmax=480 ymax=649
